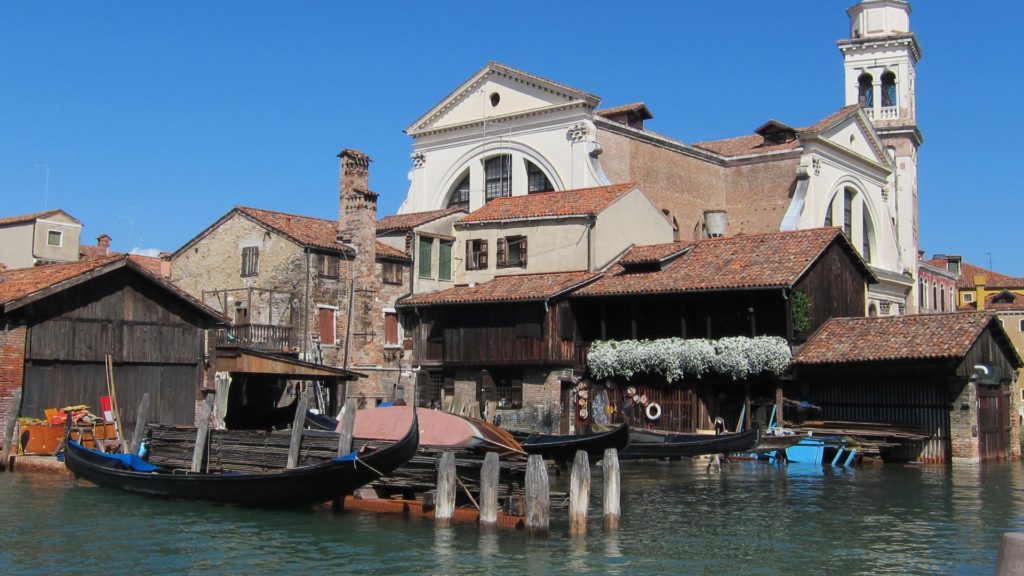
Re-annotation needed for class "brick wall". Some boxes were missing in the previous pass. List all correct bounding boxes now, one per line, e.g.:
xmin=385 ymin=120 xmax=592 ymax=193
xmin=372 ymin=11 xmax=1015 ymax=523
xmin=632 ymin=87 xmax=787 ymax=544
xmin=0 ymin=324 xmax=27 ymax=448
xmin=949 ymin=380 xmax=980 ymax=465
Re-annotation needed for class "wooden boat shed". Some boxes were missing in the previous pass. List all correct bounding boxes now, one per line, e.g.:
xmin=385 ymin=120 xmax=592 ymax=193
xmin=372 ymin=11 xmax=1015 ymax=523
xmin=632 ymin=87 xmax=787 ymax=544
xmin=0 ymin=255 xmax=224 ymax=438
xmin=791 ymin=312 xmax=1022 ymax=464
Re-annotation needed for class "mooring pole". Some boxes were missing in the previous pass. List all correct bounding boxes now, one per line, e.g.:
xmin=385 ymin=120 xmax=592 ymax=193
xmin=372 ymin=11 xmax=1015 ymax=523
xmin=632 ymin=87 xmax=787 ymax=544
xmin=569 ymin=450 xmax=590 ymax=536
xmin=479 ymin=451 xmax=500 ymax=528
xmin=525 ymin=454 xmax=550 ymax=537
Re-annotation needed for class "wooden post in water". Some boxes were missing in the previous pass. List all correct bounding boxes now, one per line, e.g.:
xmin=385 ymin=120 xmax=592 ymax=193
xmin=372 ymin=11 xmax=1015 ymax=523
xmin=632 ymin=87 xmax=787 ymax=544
xmin=525 ymin=454 xmax=549 ymax=537
xmin=129 ymin=393 xmax=150 ymax=455
xmin=774 ymin=384 xmax=784 ymax=428
xmin=1 ymin=390 xmax=22 ymax=472
xmin=603 ymin=448 xmax=621 ymax=531
xmin=191 ymin=392 xmax=215 ymax=472
xmin=435 ymin=450 xmax=456 ymax=525
xmin=479 ymin=451 xmax=500 ymax=528
xmin=336 ymin=398 xmax=358 ymax=457
xmin=569 ymin=450 xmax=590 ymax=536
xmin=287 ymin=388 xmax=311 ymax=469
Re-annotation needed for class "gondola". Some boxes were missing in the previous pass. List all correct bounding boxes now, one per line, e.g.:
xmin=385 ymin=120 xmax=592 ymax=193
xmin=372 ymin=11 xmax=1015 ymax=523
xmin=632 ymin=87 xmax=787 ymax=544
xmin=510 ymin=422 xmax=630 ymax=465
xmin=619 ymin=426 xmax=760 ymax=460
xmin=63 ymin=408 xmax=420 ymax=508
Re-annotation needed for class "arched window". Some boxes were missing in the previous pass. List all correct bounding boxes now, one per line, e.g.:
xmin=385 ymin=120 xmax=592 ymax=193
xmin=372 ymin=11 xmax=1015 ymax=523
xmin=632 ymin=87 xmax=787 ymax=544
xmin=824 ymin=197 xmax=834 ymax=227
xmin=843 ymin=188 xmax=853 ymax=239
xmin=940 ymin=286 xmax=946 ymax=311
xmin=862 ymin=208 xmax=873 ymax=263
xmin=858 ymin=73 xmax=874 ymax=107
xmin=932 ymin=283 xmax=938 ymax=312
xmin=868 ymin=303 xmax=878 ymax=317
xmin=881 ymin=71 xmax=897 ymax=108
xmin=447 ymin=173 xmax=470 ymax=210
xmin=918 ymin=279 xmax=926 ymax=309
xmin=526 ymin=160 xmax=553 ymax=193
xmin=484 ymin=155 xmax=512 ymax=202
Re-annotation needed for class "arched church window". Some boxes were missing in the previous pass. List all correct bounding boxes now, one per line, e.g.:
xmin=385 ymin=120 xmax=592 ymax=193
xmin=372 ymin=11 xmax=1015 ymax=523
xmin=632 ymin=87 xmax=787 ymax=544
xmin=843 ymin=188 xmax=853 ymax=239
xmin=526 ymin=160 xmax=553 ymax=194
xmin=447 ymin=173 xmax=470 ymax=210
xmin=484 ymin=155 xmax=512 ymax=202
xmin=862 ymin=208 xmax=873 ymax=264
xmin=824 ymin=197 xmax=834 ymax=227
xmin=881 ymin=71 xmax=897 ymax=107
xmin=858 ymin=73 xmax=874 ymax=107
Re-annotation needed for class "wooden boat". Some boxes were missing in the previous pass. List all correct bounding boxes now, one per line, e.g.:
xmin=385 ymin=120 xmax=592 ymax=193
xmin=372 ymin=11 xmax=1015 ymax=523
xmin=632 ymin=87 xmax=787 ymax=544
xmin=510 ymin=422 xmax=630 ymax=464
xmin=63 ymin=408 xmax=420 ymax=508
xmin=619 ymin=427 xmax=760 ymax=460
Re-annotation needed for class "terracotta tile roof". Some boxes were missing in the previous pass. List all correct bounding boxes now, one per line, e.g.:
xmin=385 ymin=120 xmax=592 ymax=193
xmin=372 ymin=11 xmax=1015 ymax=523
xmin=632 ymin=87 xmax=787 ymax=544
xmin=793 ymin=312 xmax=1003 ymax=365
xmin=0 ymin=209 xmax=80 ymax=227
xmin=235 ymin=206 xmax=409 ymax=261
xmin=377 ymin=208 xmax=466 ymax=233
xmin=398 ymin=271 xmax=600 ymax=307
xmin=693 ymin=105 xmax=860 ymax=158
xmin=0 ymin=256 xmax=218 ymax=319
xmin=932 ymin=259 xmax=1024 ymax=290
xmin=576 ymin=228 xmax=861 ymax=297
xmin=457 ymin=183 xmax=637 ymax=224
xmin=79 ymin=244 xmax=115 ymax=259
xmin=596 ymin=102 xmax=653 ymax=120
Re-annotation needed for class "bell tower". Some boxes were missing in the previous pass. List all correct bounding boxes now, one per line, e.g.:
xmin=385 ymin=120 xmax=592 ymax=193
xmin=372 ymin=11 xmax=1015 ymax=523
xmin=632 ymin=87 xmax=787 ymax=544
xmin=839 ymin=0 xmax=923 ymax=310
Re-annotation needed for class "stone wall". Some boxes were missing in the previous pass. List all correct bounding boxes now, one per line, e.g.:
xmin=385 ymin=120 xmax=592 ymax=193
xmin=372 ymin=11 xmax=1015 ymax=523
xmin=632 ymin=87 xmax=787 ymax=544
xmin=0 ymin=324 xmax=26 ymax=448
xmin=949 ymin=380 xmax=980 ymax=465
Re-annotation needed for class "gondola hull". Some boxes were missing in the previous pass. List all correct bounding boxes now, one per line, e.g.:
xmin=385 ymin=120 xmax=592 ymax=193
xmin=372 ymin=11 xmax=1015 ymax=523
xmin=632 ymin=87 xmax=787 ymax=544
xmin=64 ymin=410 xmax=419 ymax=508
xmin=620 ymin=427 xmax=760 ymax=460
xmin=512 ymin=422 xmax=630 ymax=464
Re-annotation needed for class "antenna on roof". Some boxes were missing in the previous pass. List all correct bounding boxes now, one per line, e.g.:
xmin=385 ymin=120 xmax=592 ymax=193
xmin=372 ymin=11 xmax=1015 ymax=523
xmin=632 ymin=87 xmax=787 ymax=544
xmin=33 ymin=163 xmax=50 ymax=209
xmin=986 ymin=252 xmax=993 ymax=271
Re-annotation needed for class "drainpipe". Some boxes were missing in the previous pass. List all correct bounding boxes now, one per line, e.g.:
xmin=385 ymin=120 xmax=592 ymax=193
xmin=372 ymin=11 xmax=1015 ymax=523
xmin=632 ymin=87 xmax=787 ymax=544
xmin=586 ymin=218 xmax=595 ymax=272
xmin=341 ymin=244 xmax=358 ymax=373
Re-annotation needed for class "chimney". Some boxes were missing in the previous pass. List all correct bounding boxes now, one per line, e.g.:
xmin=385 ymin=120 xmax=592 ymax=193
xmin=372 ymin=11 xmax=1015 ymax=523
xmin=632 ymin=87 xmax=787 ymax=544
xmin=97 ymin=234 xmax=112 ymax=255
xmin=703 ymin=210 xmax=728 ymax=238
xmin=337 ymin=149 xmax=377 ymax=244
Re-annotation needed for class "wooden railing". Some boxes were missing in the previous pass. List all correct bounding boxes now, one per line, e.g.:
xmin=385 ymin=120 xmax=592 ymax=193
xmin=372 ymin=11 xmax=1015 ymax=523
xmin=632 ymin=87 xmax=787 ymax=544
xmin=217 ymin=324 xmax=293 ymax=351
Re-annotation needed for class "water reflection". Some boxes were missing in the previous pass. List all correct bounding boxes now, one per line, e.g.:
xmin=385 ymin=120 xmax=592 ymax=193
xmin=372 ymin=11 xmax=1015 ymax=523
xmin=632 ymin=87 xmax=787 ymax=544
xmin=2 ymin=460 xmax=1023 ymax=575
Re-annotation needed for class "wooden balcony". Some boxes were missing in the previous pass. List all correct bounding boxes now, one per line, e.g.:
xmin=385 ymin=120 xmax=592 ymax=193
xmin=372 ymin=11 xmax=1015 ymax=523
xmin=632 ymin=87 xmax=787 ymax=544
xmin=217 ymin=323 xmax=293 ymax=352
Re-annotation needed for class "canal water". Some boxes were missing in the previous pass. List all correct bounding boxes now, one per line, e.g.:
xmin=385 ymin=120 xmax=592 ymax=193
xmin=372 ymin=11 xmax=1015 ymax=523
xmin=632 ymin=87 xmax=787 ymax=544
xmin=2 ymin=459 xmax=1022 ymax=575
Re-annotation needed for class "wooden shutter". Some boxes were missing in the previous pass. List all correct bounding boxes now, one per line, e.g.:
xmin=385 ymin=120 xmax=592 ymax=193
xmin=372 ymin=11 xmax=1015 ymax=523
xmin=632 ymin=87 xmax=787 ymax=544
xmin=439 ymin=241 xmax=452 ymax=280
xmin=496 ymin=238 xmax=507 ymax=268
xmin=385 ymin=312 xmax=398 ymax=345
xmin=478 ymin=240 xmax=488 ymax=269
xmin=419 ymin=238 xmax=432 ymax=277
xmin=520 ymin=237 xmax=527 ymax=266
xmin=318 ymin=308 xmax=335 ymax=345
xmin=466 ymin=240 xmax=475 ymax=270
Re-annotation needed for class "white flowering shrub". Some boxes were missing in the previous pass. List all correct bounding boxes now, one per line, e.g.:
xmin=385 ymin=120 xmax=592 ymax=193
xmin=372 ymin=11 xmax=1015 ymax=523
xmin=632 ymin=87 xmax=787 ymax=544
xmin=587 ymin=336 xmax=790 ymax=382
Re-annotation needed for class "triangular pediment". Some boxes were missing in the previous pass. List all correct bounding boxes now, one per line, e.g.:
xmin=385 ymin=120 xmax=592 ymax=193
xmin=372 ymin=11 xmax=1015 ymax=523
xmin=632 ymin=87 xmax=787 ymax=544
xmin=813 ymin=110 xmax=890 ymax=167
xmin=406 ymin=62 xmax=600 ymax=136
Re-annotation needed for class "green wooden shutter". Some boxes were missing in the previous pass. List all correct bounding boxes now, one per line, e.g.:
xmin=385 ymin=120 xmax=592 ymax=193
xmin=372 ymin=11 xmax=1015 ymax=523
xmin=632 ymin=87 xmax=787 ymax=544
xmin=439 ymin=241 xmax=452 ymax=280
xmin=418 ymin=237 xmax=432 ymax=277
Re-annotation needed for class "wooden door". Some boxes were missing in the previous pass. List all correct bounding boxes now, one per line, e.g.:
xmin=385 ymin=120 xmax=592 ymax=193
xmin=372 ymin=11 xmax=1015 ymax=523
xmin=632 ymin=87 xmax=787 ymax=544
xmin=978 ymin=384 xmax=1008 ymax=462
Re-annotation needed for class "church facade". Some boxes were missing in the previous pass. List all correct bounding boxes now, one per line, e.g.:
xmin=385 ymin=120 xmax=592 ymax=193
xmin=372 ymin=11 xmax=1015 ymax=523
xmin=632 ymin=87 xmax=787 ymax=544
xmin=396 ymin=0 xmax=923 ymax=315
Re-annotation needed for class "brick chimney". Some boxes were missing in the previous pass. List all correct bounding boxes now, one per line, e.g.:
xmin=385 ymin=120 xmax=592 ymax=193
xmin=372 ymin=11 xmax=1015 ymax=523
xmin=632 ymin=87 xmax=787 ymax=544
xmin=97 ymin=234 xmax=112 ymax=256
xmin=337 ymin=149 xmax=377 ymax=245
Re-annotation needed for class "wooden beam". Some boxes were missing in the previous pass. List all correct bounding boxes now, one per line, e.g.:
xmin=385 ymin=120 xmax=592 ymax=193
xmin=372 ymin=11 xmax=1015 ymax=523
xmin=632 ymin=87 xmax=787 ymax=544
xmin=602 ymin=448 xmax=621 ymax=530
xmin=336 ymin=398 xmax=358 ymax=457
xmin=569 ymin=450 xmax=590 ymax=536
xmin=130 ymin=393 xmax=150 ymax=455
xmin=525 ymin=454 xmax=549 ymax=537
xmin=191 ymin=393 xmax=215 ymax=472
xmin=286 ymin=388 xmax=311 ymax=469
xmin=435 ymin=451 xmax=456 ymax=525
xmin=479 ymin=451 xmax=499 ymax=528
xmin=1 ymin=390 xmax=23 ymax=472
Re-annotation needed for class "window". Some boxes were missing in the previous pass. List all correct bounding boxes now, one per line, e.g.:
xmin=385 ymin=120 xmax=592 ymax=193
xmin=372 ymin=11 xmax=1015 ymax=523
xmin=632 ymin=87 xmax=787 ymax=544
xmin=881 ymin=71 xmax=897 ymax=108
xmin=447 ymin=174 xmax=470 ymax=210
xmin=484 ymin=155 xmax=511 ymax=202
xmin=418 ymin=237 xmax=432 ymax=278
xmin=963 ymin=292 xmax=975 ymax=303
xmin=932 ymin=284 xmax=938 ymax=312
xmin=940 ymin=286 xmax=946 ymax=312
xmin=491 ymin=372 xmax=523 ymax=409
xmin=317 ymin=253 xmax=340 ymax=278
xmin=824 ymin=199 xmax=833 ymax=227
xmin=526 ymin=161 xmax=553 ymax=193
xmin=858 ymin=73 xmax=874 ymax=107
xmin=1019 ymin=319 xmax=1024 ymax=333
xmin=843 ymin=189 xmax=853 ymax=239
xmin=382 ymin=261 xmax=403 ymax=285
xmin=918 ymin=279 xmax=926 ymax=310
xmin=497 ymin=235 xmax=527 ymax=268
xmin=439 ymin=241 xmax=452 ymax=281
xmin=241 ymin=246 xmax=259 ymax=277
xmin=317 ymin=306 xmax=336 ymax=346
xmin=46 ymin=229 xmax=62 ymax=247
xmin=384 ymin=311 xmax=399 ymax=346
xmin=861 ymin=210 xmax=872 ymax=263
xmin=466 ymin=239 xmax=488 ymax=270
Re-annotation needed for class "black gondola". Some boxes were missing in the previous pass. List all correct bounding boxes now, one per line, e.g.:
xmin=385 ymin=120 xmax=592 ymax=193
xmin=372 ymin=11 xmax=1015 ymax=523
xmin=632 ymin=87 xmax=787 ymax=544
xmin=63 ymin=409 xmax=419 ymax=508
xmin=510 ymin=422 xmax=630 ymax=465
xmin=620 ymin=427 xmax=760 ymax=460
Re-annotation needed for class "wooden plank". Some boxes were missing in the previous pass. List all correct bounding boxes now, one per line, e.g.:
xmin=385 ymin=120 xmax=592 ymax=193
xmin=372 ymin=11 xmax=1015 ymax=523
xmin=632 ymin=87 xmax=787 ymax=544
xmin=129 ymin=393 xmax=150 ymax=455
xmin=1 ymin=390 xmax=23 ymax=472
xmin=435 ymin=451 xmax=456 ymax=525
xmin=336 ymin=398 xmax=358 ymax=457
xmin=569 ymin=450 xmax=590 ymax=536
xmin=484 ymin=400 xmax=497 ymax=425
xmin=602 ymin=448 xmax=621 ymax=531
xmin=479 ymin=451 xmax=499 ymax=527
xmin=286 ymin=388 xmax=311 ymax=469
xmin=191 ymin=393 xmax=215 ymax=472
xmin=525 ymin=454 xmax=549 ymax=537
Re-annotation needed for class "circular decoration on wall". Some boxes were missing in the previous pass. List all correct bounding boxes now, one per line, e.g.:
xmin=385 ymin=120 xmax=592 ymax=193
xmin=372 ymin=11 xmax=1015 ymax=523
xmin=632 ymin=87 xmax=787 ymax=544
xmin=579 ymin=390 xmax=589 ymax=399
xmin=579 ymin=408 xmax=589 ymax=420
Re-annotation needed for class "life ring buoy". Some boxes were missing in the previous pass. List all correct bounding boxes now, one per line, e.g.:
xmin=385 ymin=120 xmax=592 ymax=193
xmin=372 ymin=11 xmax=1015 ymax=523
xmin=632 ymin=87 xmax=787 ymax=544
xmin=645 ymin=402 xmax=662 ymax=421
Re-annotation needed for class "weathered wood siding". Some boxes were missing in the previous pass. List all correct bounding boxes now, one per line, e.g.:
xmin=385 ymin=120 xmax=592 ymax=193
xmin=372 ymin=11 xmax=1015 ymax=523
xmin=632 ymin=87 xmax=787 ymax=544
xmin=16 ymin=268 xmax=211 ymax=427
xmin=793 ymin=241 xmax=866 ymax=335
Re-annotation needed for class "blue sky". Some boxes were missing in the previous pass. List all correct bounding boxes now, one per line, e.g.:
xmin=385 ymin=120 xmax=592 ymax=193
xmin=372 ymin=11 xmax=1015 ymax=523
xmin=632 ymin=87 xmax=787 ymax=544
xmin=3 ymin=1 xmax=1023 ymax=274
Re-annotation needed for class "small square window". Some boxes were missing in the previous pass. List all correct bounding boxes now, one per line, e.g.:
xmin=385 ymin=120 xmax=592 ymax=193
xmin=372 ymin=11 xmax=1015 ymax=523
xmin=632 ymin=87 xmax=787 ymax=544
xmin=466 ymin=239 xmax=488 ymax=271
xmin=382 ymin=261 xmax=403 ymax=285
xmin=47 ymin=230 xmax=62 ymax=247
xmin=963 ymin=292 xmax=975 ymax=303
xmin=240 ymin=246 xmax=259 ymax=277
xmin=317 ymin=253 xmax=340 ymax=278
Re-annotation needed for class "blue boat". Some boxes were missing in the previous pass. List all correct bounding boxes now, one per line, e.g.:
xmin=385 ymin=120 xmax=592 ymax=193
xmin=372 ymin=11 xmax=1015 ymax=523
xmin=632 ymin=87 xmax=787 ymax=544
xmin=776 ymin=435 xmax=857 ymax=467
